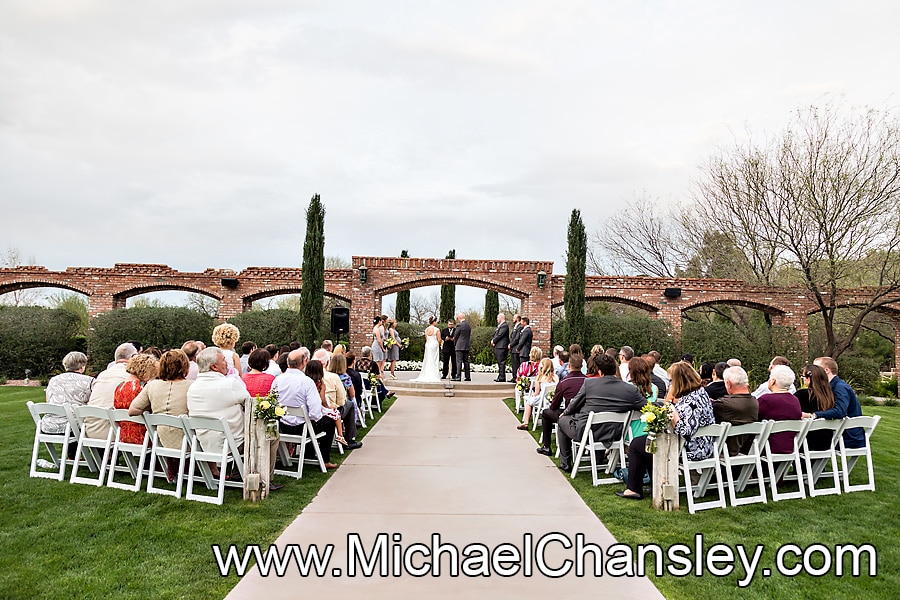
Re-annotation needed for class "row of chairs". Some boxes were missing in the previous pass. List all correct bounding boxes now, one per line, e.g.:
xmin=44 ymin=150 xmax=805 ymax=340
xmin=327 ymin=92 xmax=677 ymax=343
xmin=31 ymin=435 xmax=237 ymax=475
xmin=27 ymin=400 xmax=329 ymax=505
xmin=565 ymin=411 xmax=881 ymax=514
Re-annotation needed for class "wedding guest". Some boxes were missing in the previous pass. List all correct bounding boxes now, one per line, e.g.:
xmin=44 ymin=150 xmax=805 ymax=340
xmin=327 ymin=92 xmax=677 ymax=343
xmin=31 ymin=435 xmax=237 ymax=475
xmin=617 ymin=361 xmax=714 ymax=500
xmin=516 ymin=347 xmax=542 ymax=380
xmin=264 ymin=344 xmax=282 ymax=376
xmin=648 ymin=350 xmax=670 ymax=385
xmin=572 ymin=344 xmax=589 ymax=375
xmin=713 ymin=366 xmax=759 ymax=456
xmin=85 ymin=343 xmax=138 ymax=439
xmin=618 ymin=346 xmax=634 ymax=382
xmin=181 ymin=341 xmax=201 ymax=380
xmin=324 ymin=351 xmax=362 ymax=449
xmin=705 ymin=362 xmax=729 ymax=400
xmin=211 ymin=323 xmax=242 ymax=377
xmin=508 ymin=314 xmax=522 ymax=377
xmin=143 ymin=346 xmax=163 ymax=360
xmin=242 ymin=348 xmax=276 ymax=398
xmin=277 ymin=345 xmax=291 ymax=373
xmin=698 ymin=361 xmax=715 ymax=387
xmin=307 ymin=358 xmax=348 ymax=447
xmin=515 ymin=317 xmax=534 ymax=368
xmin=795 ymin=364 xmax=836 ymax=451
xmin=517 ymin=358 xmax=558 ymax=430
xmin=752 ymin=356 xmax=796 ymax=398
xmin=113 ymin=353 xmax=159 ymax=444
xmin=345 ymin=352 xmax=364 ymax=403
xmin=727 ymin=358 xmax=742 ymax=368
xmin=356 ymin=346 xmax=395 ymax=402
xmin=757 ymin=365 xmax=802 ymax=454
xmin=41 ymin=351 xmax=95 ymax=458
xmin=808 ymin=357 xmax=865 ymax=449
xmin=555 ymin=351 xmax=570 ymax=380
xmin=537 ymin=354 xmax=586 ymax=456
xmin=551 ymin=345 xmax=565 ymax=371
xmin=240 ymin=341 xmax=257 ymax=373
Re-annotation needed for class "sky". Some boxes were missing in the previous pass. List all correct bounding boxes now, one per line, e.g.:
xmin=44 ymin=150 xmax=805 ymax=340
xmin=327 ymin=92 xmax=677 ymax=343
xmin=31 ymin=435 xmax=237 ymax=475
xmin=2 ymin=0 xmax=899 ymax=311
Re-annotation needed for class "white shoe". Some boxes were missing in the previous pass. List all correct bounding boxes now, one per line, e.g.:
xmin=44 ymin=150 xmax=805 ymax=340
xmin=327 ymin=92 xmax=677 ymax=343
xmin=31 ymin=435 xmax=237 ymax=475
xmin=390 ymin=374 xmax=397 ymax=380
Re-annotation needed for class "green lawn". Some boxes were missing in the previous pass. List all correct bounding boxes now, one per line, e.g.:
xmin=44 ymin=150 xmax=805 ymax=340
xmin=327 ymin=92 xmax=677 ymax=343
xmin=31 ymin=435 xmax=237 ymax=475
xmin=504 ymin=398 xmax=898 ymax=600
xmin=0 ymin=387 xmax=393 ymax=600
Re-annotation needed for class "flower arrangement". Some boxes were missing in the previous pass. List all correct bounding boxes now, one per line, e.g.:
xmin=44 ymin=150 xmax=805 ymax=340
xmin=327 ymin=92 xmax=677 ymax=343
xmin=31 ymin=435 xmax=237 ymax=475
xmin=368 ymin=372 xmax=379 ymax=389
xmin=401 ymin=337 xmax=410 ymax=349
xmin=516 ymin=376 xmax=532 ymax=393
xmin=383 ymin=337 xmax=397 ymax=348
xmin=546 ymin=388 xmax=555 ymax=402
xmin=253 ymin=389 xmax=286 ymax=439
xmin=639 ymin=402 xmax=674 ymax=453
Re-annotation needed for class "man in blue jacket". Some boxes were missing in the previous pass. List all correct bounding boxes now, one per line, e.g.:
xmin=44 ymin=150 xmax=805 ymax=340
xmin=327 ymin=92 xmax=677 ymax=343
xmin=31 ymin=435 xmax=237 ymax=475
xmin=811 ymin=356 xmax=865 ymax=448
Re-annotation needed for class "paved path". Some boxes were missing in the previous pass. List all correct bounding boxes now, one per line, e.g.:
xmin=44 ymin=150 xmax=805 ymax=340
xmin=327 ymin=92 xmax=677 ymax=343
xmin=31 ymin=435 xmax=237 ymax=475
xmin=227 ymin=392 xmax=665 ymax=599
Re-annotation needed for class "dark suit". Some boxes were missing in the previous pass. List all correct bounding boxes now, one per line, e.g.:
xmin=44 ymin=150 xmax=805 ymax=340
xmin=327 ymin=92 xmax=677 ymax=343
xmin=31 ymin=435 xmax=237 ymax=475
xmin=441 ymin=327 xmax=456 ymax=379
xmin=509 ymin=322 xmax=523 ymax=377
xmin=713 ymin=392 xmax=759 ymax=456
xmin=705 ymin=380 xmax=727 ymax=400
xmin=452 ymin=320 xmax=471 ymax=380
xmin=516 ymin=325 xmax=533 ymax=362
xmin=540 ymin=371 xmax=586 ymax=449
xmin=491 ymin=320 xmax=510 ymax=381
xmin=557 ymin=376 xmax=646 ymax=466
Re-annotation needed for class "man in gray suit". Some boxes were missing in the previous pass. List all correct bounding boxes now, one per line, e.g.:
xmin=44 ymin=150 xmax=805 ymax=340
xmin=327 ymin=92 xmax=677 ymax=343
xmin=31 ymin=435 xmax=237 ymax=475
xmin=491 ymin=312 xmax=510 ymax=382
xmin=508 ymin=314 xmax=522 ymax=377
xmin=556 ymin=353 xmax=646 ymax=471
xmin=452 ymin=313 xmax=471 ymax=381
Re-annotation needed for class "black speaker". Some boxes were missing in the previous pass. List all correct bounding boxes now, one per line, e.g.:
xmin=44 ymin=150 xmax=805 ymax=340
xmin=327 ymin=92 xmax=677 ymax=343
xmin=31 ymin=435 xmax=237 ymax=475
xmin=221 ymin=278 xmax=239 ymax=288
xmin=331 ymin=307 xmax=350 ymax=333
xmin=663 ymin=287 xmax=682 ymax=298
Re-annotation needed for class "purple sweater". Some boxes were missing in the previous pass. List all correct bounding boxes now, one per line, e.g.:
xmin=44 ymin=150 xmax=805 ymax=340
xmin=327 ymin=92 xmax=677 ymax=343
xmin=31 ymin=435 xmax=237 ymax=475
xmin=758 ymin=392 xmax=802 ymax=454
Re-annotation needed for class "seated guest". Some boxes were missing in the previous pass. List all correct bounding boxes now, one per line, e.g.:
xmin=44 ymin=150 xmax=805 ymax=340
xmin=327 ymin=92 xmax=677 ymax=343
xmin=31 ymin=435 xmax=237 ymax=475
xmin=356 ymin=346 xmax=394 ymax=402
xmin=345 ymin=352 xmax=364 ymax=402
xmin=240 ymin=341 xmax=257 ymax=374
xmin=626 ymin=357 xmax=658 ymax=441
xmin=264 ymin=344 xmax=282 ymax=376
xmin=727 ymin=358 xmax=742 ymax=368
xmin=551 ymin=345 xmax=565 ymax=370
xmin=42 ymin=351 xmax=95 ymax=459
xmin=324 ymin=351 xmax=363 ymax=449
xmin=618 ymin=346 xmax=635 ymax=381
xmin=698 ymin=361 xmax=715 ymax=387
xmin=537 ymin=354 xmax=586 ymax=456
xmin=113 ymin=353 xmax=159 ymax=444
xmin=752 ymin=356 xmax=796 ymax=398
xmin=571 ymin=344 xmax=589 ymax=375
xmin=642 ymin=354 xmax=668 ymax=398
xmin=807 ymin=357 xmax=865 ymax=449
xmin=277 ymin=345 xmax=291 ymax=373
xmin=306 ymin=359 xmax=349 ymax=447
xmin=705 ymin=362 xmax=729 ymax=400
xmin=618 ymin=361 xmax=715 ymax=500
xmin=648 ymin=350 xmax=670 ymax=385
xmin=272 ymin=349 xmax=337 ymax=469
xmin=516 ymin=347 xmax=542 ymax=379
xmin=242 ymin=348 xmax=276 ymax=398
xmin=796 ymin=364 xmax=836 ymax=451
xmin=557 ymin=354 xmax=646 ymax=472
xmin=85 ymin=343 xmax=138 ymax=439
xmin=714 ymin=366 xmax=759 ymax=456
xmin=211 ymin=323 xmax=242 ymax=378
xmin=181 ymin=341 xmax=202 ymax=380
xmin=757 ymin=365 xmax=802 ymax=454
xmin=555 ymin=351 xmax=570 ymax=380
xmin=518 ymin=358 xmax=559 ymax=429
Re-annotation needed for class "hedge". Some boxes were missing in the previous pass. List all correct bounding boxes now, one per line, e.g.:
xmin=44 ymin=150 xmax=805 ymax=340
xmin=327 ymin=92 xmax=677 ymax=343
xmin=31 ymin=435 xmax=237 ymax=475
xmin=0 ymin=306 xmax=86 ymax=378
xmin=227 ymin=310 xmax=303 ymax=349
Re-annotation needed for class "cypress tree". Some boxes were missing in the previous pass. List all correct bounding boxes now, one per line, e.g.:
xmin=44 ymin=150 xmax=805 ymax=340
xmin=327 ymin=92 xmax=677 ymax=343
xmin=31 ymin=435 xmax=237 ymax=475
xmin=484 ymin=289 xmax=499 ymax=327
xmin=298 ymin=194 xmax=326 ymax=348
xmin=564 ymin=209 xmax=587 ymax=346
xmin=439 ymin=249 xmax=456 ymax=322
xmin=395 ymin=249 xmax=411 ymax=323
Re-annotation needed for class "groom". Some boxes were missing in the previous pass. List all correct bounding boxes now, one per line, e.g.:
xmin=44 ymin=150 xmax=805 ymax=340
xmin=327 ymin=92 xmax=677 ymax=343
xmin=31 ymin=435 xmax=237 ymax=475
xmin=452 ymin=313 xmax=471 ymax=382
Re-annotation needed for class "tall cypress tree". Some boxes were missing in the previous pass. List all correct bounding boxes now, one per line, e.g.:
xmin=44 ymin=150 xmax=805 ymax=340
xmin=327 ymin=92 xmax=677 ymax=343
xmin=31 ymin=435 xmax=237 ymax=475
xmin=484 ymin=289 xmax=499 ymax=327
xmin=395 ymin=249 xmax=411 ymax=323
xmin=564 ymin=209 xmax=587 ymax=346
xmin=439 ymin=249 xmax=456 ymax=322
xmin=298 ymin=194 xmax=326 ymax=348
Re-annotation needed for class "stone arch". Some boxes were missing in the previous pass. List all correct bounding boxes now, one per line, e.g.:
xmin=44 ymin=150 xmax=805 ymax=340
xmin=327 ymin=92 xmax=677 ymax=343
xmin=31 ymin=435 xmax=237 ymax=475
xmin=112 ymin=284 xmax=221 ymax=304
xmin=680 ymin=298 xmax=786 ymax=316
xmin=0 ymin=279 xmax=92 ymax=298
xmin=551 ymin=294 xmax=660 ymax=314
xmin=375 ymin=276 xmax=527 ymax=301
xmin=241 ymin=287 xmax=353 ymax=311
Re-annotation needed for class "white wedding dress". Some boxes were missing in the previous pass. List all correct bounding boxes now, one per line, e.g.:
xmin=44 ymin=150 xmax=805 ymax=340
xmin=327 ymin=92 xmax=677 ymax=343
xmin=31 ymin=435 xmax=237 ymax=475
xmin=412 ymin=330 xmax=442 ymax=382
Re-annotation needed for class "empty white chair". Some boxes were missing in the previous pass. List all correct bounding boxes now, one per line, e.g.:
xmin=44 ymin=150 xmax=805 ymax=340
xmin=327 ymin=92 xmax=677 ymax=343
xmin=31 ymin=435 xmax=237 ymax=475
xmin=70 ymin=405 xmax=115 ymax=487
xmin=721 ymin=421 xmax=770 ymax=506
xmin=569 ymin=411 xmax=631 ymax=485
xmin=679 ymin=423 xmax=730 ymax=513
xmin=275 ymin=405 xmax=328 ymax=479
xmin=185 ymin=416 xmax=245 ymax=505
xmin=106 ymin=409 xmax=151 ymax=491
xmin=359 ymin=386 xmax=375 ymax=421
xmin=26 ymin=401 xmax=72 ymax=481
xmin=762 ymin=419 xmax=810 ymax=502
xmin=838 ymin=415 xmax=881 ymax=493
xmin=144 ymin=413 xmax=191 ymax=498
xmin=799 ymin=418 xmax=845 ymax=497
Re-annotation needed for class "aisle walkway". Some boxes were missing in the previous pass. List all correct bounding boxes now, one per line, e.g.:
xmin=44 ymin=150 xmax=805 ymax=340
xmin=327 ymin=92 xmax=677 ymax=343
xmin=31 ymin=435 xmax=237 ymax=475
xmin=226 ymin=393 xmax=664 ymax=599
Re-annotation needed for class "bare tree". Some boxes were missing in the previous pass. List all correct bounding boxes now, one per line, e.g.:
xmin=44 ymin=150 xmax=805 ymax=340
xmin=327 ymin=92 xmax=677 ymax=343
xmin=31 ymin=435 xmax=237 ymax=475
xmin=409 ymin=290 xmax=441 ymax=325
xmin=0 ymin=246 xmax=41 ymax=306
xmin=185 ymin=293 xmax=220 ymax=317
xmin=325 ymin=255 xmax=351 ymax=269
xmin=694 ymin=100 xmax=900 ymax=357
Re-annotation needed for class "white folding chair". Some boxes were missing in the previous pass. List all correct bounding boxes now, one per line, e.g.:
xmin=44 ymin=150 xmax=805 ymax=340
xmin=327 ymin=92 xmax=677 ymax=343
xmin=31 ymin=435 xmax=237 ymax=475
xmin=515 ymin=377 xmax=532 ymax=414
xmin=531 ymin=383 xmax=557 ymax=431
xmin=185 ymin=416 xmax=245 ymax=505
xmin=106 ymin=409 xmax=151 ymax=492
xmin=70 ymin=405 xmax=115 ymax=486
xmin=800 ymin=418 xmax=846 ymax=497
xmin=679 ymin=423 xmax=730 ymax=514
xmin=838 ymin=415 xmax=881 ymax=493
xmin=721 ymin=421 xmax=770 ymax=506
xmin=762 ymin=419 xmax=810 ymax=502
xmin=569 ymin=411 xmax=631 ymax=485
xmin=354 ymin=397 xmax=367 ymax=429
xmin=275 ymin=406 xmax=327 ymax=479
xmin=26 ymin=401 xmax=72 ymax=481
xmin=360 ymin=387 xmax=375 ymax=421
xmin=144 ymin=413 xmax=191 ymax=498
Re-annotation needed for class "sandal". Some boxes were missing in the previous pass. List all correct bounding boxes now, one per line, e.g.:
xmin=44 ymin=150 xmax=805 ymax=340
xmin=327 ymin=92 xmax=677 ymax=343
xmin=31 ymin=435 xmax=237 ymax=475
xmin=516 ymin=423 xmax=529 ymax=430
xmin=335 ymin=435 xmax=348 ymax=446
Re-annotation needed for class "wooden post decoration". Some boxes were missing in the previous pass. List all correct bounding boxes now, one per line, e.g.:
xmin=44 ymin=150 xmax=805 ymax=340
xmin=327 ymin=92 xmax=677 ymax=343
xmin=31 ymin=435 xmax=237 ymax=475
xmin=243 ymin=397 xmax=271 ymax=502
xmin=651 ymin=429 xmax=680 ymax=511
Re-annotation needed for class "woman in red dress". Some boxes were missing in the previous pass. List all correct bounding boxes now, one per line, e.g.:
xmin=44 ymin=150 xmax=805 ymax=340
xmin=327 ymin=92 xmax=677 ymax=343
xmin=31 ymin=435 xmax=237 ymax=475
xmin=242 ymin=348 xmax=276 ymax=398
xmin=113 ymin=353 xmax=159 ymax=444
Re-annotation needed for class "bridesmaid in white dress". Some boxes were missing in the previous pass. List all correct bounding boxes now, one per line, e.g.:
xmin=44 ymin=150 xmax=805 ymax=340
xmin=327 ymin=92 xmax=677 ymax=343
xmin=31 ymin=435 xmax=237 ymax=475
xmin=412 ymin=316 xmax=443 ymax=383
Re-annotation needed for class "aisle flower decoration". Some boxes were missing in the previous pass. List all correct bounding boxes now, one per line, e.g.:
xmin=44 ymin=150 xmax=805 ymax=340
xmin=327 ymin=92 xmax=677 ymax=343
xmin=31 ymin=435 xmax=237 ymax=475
xmin=516 ymin=376 xmax=532 ymax=393
xmin=368 ymin=372 xmax=379 ymax=389
xmin=639 ymin=402 xmax=673 ymax=453
xmin=253 ymin=389 xmax=286 ymax=439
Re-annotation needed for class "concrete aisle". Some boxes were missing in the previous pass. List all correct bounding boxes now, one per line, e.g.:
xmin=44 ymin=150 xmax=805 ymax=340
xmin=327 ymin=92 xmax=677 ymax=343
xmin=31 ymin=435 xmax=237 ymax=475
xmin=226 ymin=393 xmax=665 ymax=599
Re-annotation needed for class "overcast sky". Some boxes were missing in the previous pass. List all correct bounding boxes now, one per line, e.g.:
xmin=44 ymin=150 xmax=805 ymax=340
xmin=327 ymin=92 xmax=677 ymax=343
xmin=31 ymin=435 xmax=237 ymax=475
xmin=2 ymin=1 xmax=898 ymax=303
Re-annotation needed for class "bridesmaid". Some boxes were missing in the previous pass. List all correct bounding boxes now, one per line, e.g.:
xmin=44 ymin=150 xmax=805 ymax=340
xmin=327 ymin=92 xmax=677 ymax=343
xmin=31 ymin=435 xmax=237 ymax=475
xmin=387 ymin=319 xmax=401 ymax=380
xmin=371 ymin=316 xmax=387 ymax=374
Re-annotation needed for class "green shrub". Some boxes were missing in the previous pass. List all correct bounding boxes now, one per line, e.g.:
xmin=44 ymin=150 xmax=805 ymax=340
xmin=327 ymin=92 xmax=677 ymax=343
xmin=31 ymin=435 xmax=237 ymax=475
xmin=395 ymin=322 xmax=425 ymax=361
xmin=835 ymin=353 xmax=881 ymax=397
xmin=88 ymin=307 xmax=215 ymax=367
xmin=858 ymin=395 xmax=877 ymax=406
xmin=554 ymin=314 xmax=676 ymax=364
xmin=884 ymin=397 xmax=899 ymax=407
xmin=227 ymin=309 xmax=303 ymax=348
xmin=0 ymin=306 xmax=86 ymax=378
xmin=868 ymin=376 xmax=898 ymax=399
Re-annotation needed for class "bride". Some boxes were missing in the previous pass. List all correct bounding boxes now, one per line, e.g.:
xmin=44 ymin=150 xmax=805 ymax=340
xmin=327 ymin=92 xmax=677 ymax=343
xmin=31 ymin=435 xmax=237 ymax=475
xmin=411 ymin=316 xmax=442 ymax=382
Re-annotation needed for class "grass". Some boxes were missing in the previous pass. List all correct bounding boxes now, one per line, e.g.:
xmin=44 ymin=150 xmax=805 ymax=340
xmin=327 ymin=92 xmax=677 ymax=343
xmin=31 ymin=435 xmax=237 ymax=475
xmin=504 ymin=398 xmax=898 ymax=600
xmin=0 ymin=387 xmax=394 ymax=600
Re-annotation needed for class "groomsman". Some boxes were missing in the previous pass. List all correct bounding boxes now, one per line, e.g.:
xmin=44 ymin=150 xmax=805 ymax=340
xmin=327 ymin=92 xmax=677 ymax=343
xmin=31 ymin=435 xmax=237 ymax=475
xmin=509 ymin=314 xmax=523 ymax=376
xmin=441 ymin=319 xmax=457 ymax=379
xmin=491 ymin=312 xmax=510 ymax=382
xmin=516 ymin=317 xmax=533 ymax=366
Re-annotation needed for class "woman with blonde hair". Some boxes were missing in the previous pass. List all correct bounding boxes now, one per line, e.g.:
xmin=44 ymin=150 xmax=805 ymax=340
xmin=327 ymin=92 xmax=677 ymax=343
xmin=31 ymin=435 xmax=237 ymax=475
xmin=518 ymin=357 xmax=558 ymax=430
xmin=113 ymin=353 xmax=159 ymax=445
xmin=386 ymin=319 xmax=401 ymax=380
xmin=211 ymin=322 xmax=242 ymax=377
